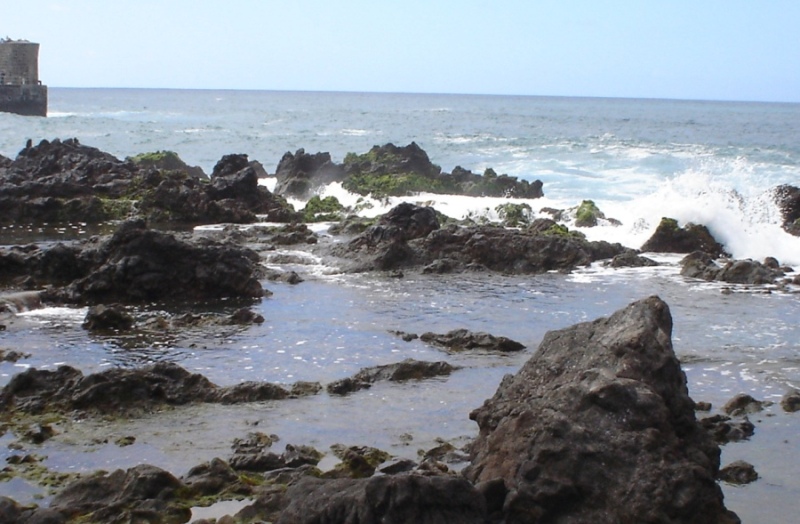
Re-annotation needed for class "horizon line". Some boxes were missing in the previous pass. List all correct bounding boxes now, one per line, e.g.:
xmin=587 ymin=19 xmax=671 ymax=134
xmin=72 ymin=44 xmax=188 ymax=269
xmin=44 ymin=86 xmax=799 ymax=106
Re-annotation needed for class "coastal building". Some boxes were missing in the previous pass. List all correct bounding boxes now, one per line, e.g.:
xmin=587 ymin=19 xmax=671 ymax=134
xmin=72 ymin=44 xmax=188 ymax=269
xmin=0 ymin=38 xmax=47 ymax=117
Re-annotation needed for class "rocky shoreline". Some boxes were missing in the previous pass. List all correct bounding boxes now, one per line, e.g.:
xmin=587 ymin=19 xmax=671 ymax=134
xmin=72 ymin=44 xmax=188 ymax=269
xmin=2 ymin=138 xmax=800 ymax=522
xmin=6 ymin=297 xmax=796 ymax=523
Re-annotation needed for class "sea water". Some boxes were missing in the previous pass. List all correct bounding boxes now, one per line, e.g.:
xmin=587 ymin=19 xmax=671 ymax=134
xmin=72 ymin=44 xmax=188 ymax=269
xmin=1 ymin=89 xmax=800 ymax=521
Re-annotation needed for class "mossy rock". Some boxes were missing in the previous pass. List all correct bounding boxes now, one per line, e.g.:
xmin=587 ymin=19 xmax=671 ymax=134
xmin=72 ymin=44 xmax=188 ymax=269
xmin=496 ymin=203 xmax=532 ymax=227
xmin=128 ymin=150 xmax=205 ymax=179
xmin=575 ymin=200 xmax=605 ymax=228
xmin=302 ymin=195 xmax=345 ymax=222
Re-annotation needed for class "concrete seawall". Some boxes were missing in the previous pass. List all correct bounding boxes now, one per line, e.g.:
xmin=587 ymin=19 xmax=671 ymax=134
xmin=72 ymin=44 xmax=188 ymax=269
xmin=0 ymin=84 xmax=47 ymax=116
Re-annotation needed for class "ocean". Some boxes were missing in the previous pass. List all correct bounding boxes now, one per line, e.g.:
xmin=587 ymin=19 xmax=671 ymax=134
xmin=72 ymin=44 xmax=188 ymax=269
xmin=1 ymin=88 xmax=799 ymax=521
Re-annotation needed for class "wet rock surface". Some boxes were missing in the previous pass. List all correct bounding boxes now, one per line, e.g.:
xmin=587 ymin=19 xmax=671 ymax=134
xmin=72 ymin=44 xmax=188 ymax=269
xmin=463 ymin=296 xmax=739 ymax=523
xmin=326 ymin=358 xmax=459 ymax=395
xmin=680 ymin=251 xmax=785 ymax=285
xmin=330 ymin=203 xmax=628 ymax=274
xmin=0 ymin=362 xmax=294 ymax=416
xmin=418 ymin=328 xmax=526 ymax=353
xmin=718 ymin=460 xmax=759 ymax=485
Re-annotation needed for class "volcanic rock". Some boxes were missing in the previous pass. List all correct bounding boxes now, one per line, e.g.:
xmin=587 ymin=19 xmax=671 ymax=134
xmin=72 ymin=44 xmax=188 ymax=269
xmin=273 ymin=149 xmax=345 ymax=198
xmin=274 ymin=475 xmax=487 ymax=524
xmin=0 ymin=362 xmax=292 ymax=416
xmin=0 ymin=138 xmax=297 ymax=225
xmin=326 ymin=358 xmax=458 ymax=396
xmin=681 ymin=251 xmax=783 ymax=285
xmin=82 ymin=304 xmax=134 ymax=331
xmin=49 ymin=464 xmax=189 ymax=523
xmin=40 ymin=219 xmax=267 ymax=304
xmin=718 ymin=460 xmax=758 ymax=485
xmin=419 ymin=329 xmax=525 ymax=353
xmin=463 ymin=296 xmax=739 ymax=523
xmin=641 ymin=217 xmax=727 ymax=257
xmin=780 ymin=389 xmax=800 ymax=412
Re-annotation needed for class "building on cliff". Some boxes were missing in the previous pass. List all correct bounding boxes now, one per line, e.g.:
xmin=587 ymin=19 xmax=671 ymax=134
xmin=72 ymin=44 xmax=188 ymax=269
xmin=0 ymin=38 xmax=47 ymax=117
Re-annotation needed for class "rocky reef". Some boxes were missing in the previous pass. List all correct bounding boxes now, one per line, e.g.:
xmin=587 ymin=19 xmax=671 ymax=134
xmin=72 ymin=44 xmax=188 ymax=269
xmin=274 ymin=142 xmax=544 ymax=200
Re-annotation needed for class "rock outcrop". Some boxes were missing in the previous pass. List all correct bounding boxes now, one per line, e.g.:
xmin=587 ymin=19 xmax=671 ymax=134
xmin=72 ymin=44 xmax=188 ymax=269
xmin=326 ymin=358 xmax=459 ymax=396
xmin=419 ymin=329 xmax=525 ymax=353
xmin=0 ymin=138 xmax=297 ymax=225
xmin=271 ymin=142 xmax=544 ymax=200
xmin=641 ymin=217 xmax=727 ymax=257
xmin=1 ymin=219 xmax=266 ymax=304
xmin=273 ymin=149 xmax=346 ymax=198
xmin=0 ymin=362 xmax=297 ymax=416
xmin=331 ymin=202 xmax=628 ymax=275
xmin=680 ymin=251 xmax=784 ymax=285
xmin=773 ymin=184 xmax=800 ymax=236
xmin=463 ymin=296 xmax=739 ymax=523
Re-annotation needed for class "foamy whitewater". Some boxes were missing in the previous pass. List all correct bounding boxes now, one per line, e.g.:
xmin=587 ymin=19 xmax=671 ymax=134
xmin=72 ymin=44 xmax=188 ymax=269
xmin=2 ymin=89 xmax=800 ymax=520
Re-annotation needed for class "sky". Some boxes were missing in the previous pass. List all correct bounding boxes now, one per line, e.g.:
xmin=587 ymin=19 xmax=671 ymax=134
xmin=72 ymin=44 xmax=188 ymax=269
xmin=3 ymin=1 xmax=799 ymax=102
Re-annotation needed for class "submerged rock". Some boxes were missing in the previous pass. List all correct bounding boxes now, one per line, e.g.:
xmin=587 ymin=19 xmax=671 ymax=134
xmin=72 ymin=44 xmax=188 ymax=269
xmin=463 ymin=296 xmax=739 ymax=523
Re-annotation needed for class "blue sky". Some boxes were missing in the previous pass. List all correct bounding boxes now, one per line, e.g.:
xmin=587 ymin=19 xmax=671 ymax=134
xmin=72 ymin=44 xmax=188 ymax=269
xmin=4 ymin=1 xmax=799 ymax=102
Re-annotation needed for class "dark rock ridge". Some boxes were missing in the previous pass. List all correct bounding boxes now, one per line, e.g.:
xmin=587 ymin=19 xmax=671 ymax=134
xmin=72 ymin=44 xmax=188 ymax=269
xmin=463 ymin=296 xmax=739 ymax=523
xmin=331 ymin=203 xmax=628 ymax=274
xmin=418 ymin=328 xmax=526 ymax=353
xmin=1 ymin=219 xmax=266 ymax=304
xmin=641 ymin=217 xmax=727 ymax=257
xmin=326 ymin=358 xmax=459 ymax=396
xmin=0 ymin=361 xmax=311 ymax=416
xmin=0 ymin=138 xmax=297 ymax=225
xmin=273 ymin=141 xmax=544 ymax=199
xmin=680 ymin=251 xmax=784 ymax=285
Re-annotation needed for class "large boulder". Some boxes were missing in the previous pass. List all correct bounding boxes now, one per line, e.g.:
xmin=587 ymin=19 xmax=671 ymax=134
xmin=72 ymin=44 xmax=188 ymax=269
xmin=273 ymin=148 xmax=346 ymax=198
xmin=641 ymin=217 xmax=727 ymax=257
xmin=463 ymin=296 xmax=739 ymax=523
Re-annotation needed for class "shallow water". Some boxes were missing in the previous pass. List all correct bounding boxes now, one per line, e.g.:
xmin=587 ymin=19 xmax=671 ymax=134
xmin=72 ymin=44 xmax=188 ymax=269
xmin=2 ymin=242 xmax=799 ymax=521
